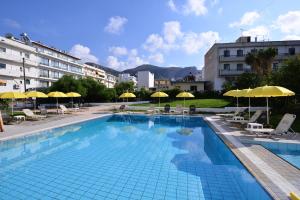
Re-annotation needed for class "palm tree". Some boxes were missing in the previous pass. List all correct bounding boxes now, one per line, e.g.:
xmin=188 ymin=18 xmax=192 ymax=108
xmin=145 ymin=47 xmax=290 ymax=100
xmin=245 ymin=48 xmax=277 ymax=76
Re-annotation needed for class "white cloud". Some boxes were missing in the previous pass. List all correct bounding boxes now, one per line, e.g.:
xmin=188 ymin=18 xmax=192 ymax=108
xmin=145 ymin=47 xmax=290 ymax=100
xmin=217 ymin=7 xmax=223 ymax=15
xmin=274 ymin=11 xmax=300 ymax=35
xmin=106 ymin=49 xmax=147 ymax=70
xmin=242 ymin=25 xmax=269 ymax=38
xmin=163 ymin=21 xmax=183 ymax=44
xmin=183 ymin=0 xmax=208 ymax=16
xmin=229 ymin=11 xmax=260 ymax=28
xmin=149 ymin=53 xmax=164 ymax=64
xmin=104 ymin=16 xmax=128 ymax=34
xmin=70 ymin=44 xmax=99 ymax=63
xmin=168 ymin=0 xmax=207 ymax=16
xmin=167 ymin=0 xmax=177 ymax=12
xmin=211 ymin=0 xmax=219 ymax=7
xmin=2 ymin=18 xmax=21 ymax=29
xmin=282 ymin=35 xmax=300 ymax=40
xmin=182 ymin=31 xmax=220 ymax=54
xmin=143 ymin=34 xmax=165 ymax=52
xmin=108 ymin=46 xmax=128 ymax=56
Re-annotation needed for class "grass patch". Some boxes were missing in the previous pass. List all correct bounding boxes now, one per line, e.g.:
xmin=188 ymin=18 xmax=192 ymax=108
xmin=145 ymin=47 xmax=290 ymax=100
xmin=270 ymin=114 xmax=300 ymax=132
xmin=132 ymin=99 xmax=230 ymax=108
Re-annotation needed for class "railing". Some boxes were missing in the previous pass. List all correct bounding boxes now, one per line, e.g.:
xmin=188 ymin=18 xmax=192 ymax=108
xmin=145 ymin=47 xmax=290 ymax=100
xmin=219 ymin=55 xmax=245 ymax=62
xmin=219 ymin=69 xmax=251 ymax=76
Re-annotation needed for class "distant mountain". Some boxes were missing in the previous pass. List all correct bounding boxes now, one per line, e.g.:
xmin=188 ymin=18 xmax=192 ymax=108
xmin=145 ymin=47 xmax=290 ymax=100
xmin=85 ymin=62 xmax=120 ymax=76
xmin=122 ymin=64 xmax=200 ymax=80
xmin=85 ymin=63 xmax=201 ymax=80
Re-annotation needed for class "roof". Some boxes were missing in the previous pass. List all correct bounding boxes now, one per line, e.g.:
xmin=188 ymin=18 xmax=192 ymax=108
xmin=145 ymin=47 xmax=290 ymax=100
xmin=32 ymin=41 xmax=80 ymax=60
xmin=171 ymin=80 xmax=206 ymax=84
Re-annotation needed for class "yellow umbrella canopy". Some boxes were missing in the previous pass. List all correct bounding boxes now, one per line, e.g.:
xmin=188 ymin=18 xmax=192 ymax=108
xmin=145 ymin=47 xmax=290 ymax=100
xmin=176 ymin=92 xmax=195 ymax=108
xmin=151 ymin=92 xmax=168 ymax=108
xmin=223 ymin=89 xmax=242 ymax=107
xmin=119 ymin=92 xmax=136 ymax=98
xmin=176 ymin=92 xmax=195 ymax=98
xmin=66 ymin=92 xmax=81 ymax=97
xmin=248 ymin=85 xmax=295 ymax=124
xmin=47 ymin=91 xmax=67 ymax=113
xmin=25 ymin=91 xmax=48 ymax=98
xmin=151 ymin=91 xmax=168 ymax=98
xmin=0 ymin=92 xmax=27 ymax=114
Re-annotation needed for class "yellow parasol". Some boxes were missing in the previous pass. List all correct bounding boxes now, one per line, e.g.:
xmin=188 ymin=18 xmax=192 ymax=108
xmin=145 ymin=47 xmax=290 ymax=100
xmin=176 ymin=92 xmax=195 ymax=108
xmin=47 ymin=91 xmax=68 ymax=113
xmin=248 ymin=85 xmax=295 ymax=124
xmin=119 ymin=92 xmax=136 ymax=103
xmin=25 ymin=91 xmax=48 ymax=113
xmin=151 ymin=91 xmax=168 ymax=108
xmin=223 ymin=89 xmax=242 ymax=108
xmin=0 ymin=91 xmax=27 ymax=114
xmin=66 ymin=92 xmax=81 ymax=108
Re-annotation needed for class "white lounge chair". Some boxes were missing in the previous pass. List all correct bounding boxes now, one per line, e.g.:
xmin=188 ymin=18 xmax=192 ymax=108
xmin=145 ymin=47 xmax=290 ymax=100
xmin=59 ymin=105 xmax=73 ymax=114
xmin=216 ymin=108 xmax=243 ymax=118
xmin=171 ymin=105 xmax=183 ymax=114
xmin=146 ymin=105 xmax=159 ymax=114
xmin=22 ymin=109 xmax=46 ymax=120
xmin=227 ymin=110 xmax=263 ymax=124
xmin=245 ymin=113 xmax=296 ymax=136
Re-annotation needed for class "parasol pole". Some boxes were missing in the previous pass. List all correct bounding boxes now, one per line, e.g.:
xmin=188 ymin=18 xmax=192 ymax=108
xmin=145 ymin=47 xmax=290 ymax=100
xmin=266 ymin=97 xmax=269 ymax=124
xmin=248 ymin=97 xmax=251 ymax=119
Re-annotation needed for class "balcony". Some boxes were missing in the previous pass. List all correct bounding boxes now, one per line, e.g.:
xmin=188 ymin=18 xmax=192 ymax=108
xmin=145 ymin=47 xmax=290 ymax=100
xmin=219 ymin=55 xmax=245 ymax=62
xmin=219 ymin=69 xmax=251 ymax=76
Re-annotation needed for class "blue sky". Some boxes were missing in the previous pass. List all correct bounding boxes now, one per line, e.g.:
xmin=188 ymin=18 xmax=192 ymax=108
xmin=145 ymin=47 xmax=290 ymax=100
xmin=1 ymin=0 xmax=300 ymax=71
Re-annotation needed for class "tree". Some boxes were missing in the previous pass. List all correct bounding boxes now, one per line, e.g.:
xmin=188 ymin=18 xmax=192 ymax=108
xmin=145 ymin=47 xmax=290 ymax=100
xmin=50 ymin=75 xmax=87 ymax=97
xmin=273 ymin=55 xmax=300 ymax=95
xmin=235 ymin=73 xmax=261 ymax=89
xmin=114 ymin=81 xmax=135 ymax=96
xmin=245 ymin=48 xmax=277 ymax=77
xmin=79 ymin=77 xmax=106 ymax=102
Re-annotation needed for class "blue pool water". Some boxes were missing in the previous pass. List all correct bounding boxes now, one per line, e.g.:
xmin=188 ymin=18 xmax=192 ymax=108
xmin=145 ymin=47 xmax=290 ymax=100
xmin=261 ymin=142 xmax=300 ymax=169
xmin=0 ymin=114 xmax=271 ymax=200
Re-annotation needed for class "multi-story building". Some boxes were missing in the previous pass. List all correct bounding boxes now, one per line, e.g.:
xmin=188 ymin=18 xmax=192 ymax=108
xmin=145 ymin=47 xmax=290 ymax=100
xmin=105 ymin=73 xmax=117 ymax=88
xmin=154 ymin=79 xmax=171 ymax=90
xmin=170 ymin=80 xmax=205 ymax=92
xmin=137 ymin=71 xmax=154 ymax=90
xmin=0 ymin=34 xmax=84 ymax=92
xmin=83 ymin=63 xmax=106 ymax=84
xmin=203 ymin=36 xmax=300 ymax=91
xmin=118 ymin=73 xmax=137 ymax=85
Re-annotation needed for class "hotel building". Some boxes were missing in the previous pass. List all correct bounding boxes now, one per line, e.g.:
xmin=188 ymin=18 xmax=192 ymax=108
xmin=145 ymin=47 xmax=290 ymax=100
xmin=203 ymin=36 xmax=300 ymax=91
xmin=137 ymin=71 xmax=154 ymax=90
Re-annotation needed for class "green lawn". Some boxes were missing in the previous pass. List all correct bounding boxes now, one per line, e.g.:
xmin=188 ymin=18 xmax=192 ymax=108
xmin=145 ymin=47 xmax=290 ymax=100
xmin=132 ymin=99 xmax=231 ymax=108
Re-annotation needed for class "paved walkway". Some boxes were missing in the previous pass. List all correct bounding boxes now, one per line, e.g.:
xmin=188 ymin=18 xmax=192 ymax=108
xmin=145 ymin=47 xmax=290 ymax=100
xmin=205 ymin=115 xmax=300 ymax=200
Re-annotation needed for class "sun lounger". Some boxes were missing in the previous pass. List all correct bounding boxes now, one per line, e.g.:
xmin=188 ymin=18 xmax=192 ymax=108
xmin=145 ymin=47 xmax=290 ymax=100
xmin=227 ymin=110 xmax=263 ymax=124
xmin=22 ymin=109 xmax=46 ymax=120
xmin=216 ymin=108 xmax=243 ymax=118
xmin=171 ymin=105 xmax=183 ymax=114
xmin=59 ymin=105 xmax=73 ymax=114
xmin=146 ymin=105 xmax=159 ymax=114
xmin=245 ymin=113 xmax=296 ymax=136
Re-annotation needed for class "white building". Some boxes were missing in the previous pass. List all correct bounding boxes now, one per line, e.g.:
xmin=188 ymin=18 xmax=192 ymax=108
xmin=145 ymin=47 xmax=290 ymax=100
xmin=137 ymin=71 xmax=154 ymax=90
xmin=105 ymin=73 xmax=117 ymax=88
xmin=0 ymin=34 xmax=84 ymax=92
xmin=83 ymin=63 xmax=106 ymax=84
xmin=118 ymin=73 xmax=137 ymax=85
xmin=203 ymin=36 xmax=300 ymax=91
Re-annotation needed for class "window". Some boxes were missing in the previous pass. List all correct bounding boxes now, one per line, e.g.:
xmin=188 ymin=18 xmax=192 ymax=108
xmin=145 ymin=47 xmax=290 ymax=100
xmin=25 ymin=79 xmax=30 ymax=85
xmin=251 ymin=48 xmax=257 ymax=53
xmin=274 ymin=48 xmax=278 ymax=55
xmin=60 ymin=62 xmax=68 ymax=70
xmin=40 ymin=57 xmax=49 ymax=66
xmin=39 ymin=81 xmax=49 ymax=88
xmin=0 ymin=63 xmax=6 ymax=69
xmin=24 ymin=53 xmax=30 ymax=59
xmin=40 ymin=69 xmax=49 ymax=78
xmin=190 ymin=85 xmax=197 ymax=91
xmin=237 ymin=49 xmax=243 ymax=57
xmin=70 ymin=65 xmax=82 ymax=73
xmin=59 ymin=72 xmax=64 ymax=78
xmin=52 ymin=71 xmax=59 ymax=79
xmin=0 ymin=47 xmax=6 ymax=53
xmin=224 ymin=50 xmax=230 ymax=57
xmin=51 ymin=60 xmax=59 ymax=67
xmin=237 ymin=63 xmax=244 ymax=71
xmin=224 ymin=64 xmax=230 ymax=70
xmin=289 ymin=47 xmax=295 ymax=55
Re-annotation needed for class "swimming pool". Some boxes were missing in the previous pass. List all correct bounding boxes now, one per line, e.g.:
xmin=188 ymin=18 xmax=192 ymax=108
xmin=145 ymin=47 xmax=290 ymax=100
xmin=0 ymin=114 xmax=271 ymax=200
xmin=260 ymin=141 xmax=300 ymax=169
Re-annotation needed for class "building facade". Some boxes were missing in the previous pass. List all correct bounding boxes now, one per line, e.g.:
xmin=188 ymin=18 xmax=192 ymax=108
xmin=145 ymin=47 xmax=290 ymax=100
xmin=154 ymin=79 xmax=171 ymax=90
xmin=83 ymin=63 xmax=106 ymax=84
xmin=170 ymin=81 xmax=205 ymax=92
xmin=203 ymin=36 xmax=300 ymax=91
xmin=137 ymin=71 xmax=154 ymax=90
xmin=118 ymin=73 xmax=137 ymax=85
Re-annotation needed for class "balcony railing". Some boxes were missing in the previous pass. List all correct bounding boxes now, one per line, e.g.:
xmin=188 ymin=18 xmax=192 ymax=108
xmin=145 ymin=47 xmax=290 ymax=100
xmin=219 ymin=55 xmax=245 ymax=62
xmin=219 ymin=69 xmax=251 ymax=76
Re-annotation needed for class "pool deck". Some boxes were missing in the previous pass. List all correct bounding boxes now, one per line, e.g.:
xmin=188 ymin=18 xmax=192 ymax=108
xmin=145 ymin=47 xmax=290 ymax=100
xmin=205 ymin=115 xmax=300 ymax=200
xmin=1 ymin=108 xmax=299 ymax=200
